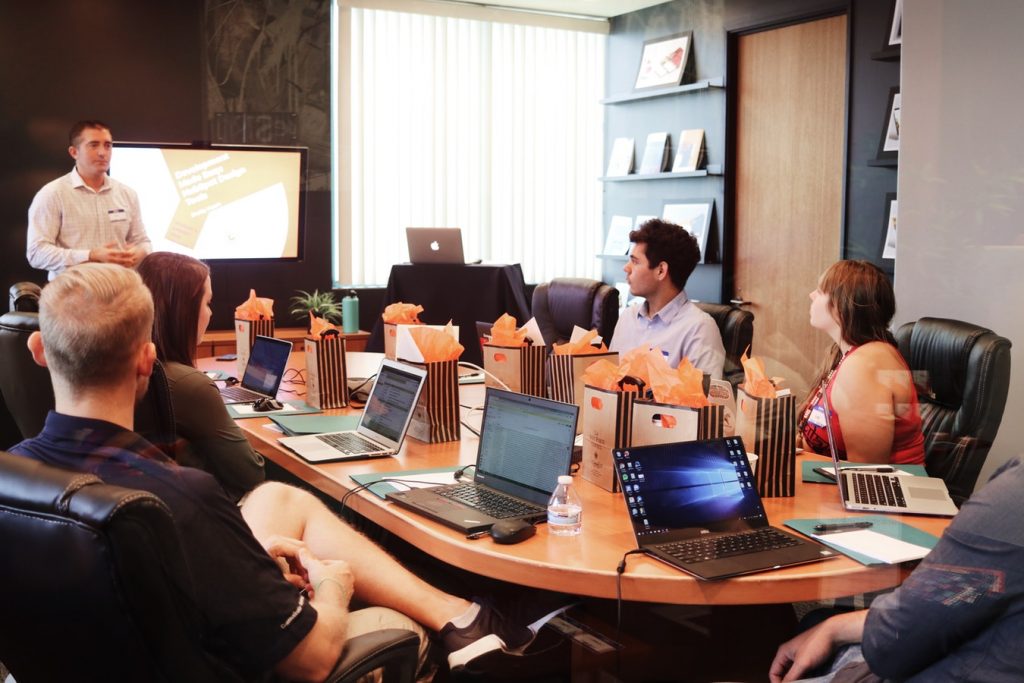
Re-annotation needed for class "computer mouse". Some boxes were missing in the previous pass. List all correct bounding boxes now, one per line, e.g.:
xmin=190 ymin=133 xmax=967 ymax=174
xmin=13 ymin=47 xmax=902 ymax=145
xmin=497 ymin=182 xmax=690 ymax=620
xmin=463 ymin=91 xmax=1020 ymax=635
xmin=489 ymin=519 xmax=536 ymax=545
xmin=253 ymin=397 xmax=284 ymax=412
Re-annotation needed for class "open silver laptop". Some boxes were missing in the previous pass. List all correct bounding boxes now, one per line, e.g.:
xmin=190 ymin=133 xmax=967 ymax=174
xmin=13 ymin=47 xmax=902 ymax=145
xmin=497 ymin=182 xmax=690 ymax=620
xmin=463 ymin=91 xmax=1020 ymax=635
xmin=823 ymin=393 xmax=957 ymax=516
xmin=386 ymin=388 xmax=579 ymax=534
xmin=280 ymin=360 xmax=426 ymax=463
xmin=406 ymin=227 xmax=465 ymax=264
xmin=219 ymin=335 xmax=292 ymax=404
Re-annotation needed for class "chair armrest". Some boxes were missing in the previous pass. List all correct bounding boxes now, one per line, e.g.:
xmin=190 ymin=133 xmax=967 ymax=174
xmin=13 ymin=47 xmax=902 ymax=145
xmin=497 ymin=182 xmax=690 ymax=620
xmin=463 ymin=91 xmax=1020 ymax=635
xmin=324 ymin=628 xmax=421 ymax=683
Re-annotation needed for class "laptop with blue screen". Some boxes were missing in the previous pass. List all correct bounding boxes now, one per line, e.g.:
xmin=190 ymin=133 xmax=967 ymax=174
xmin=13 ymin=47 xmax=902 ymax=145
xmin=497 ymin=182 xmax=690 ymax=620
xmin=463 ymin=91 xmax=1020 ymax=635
xmin=613 ymin=438 xmax=834 ymax=580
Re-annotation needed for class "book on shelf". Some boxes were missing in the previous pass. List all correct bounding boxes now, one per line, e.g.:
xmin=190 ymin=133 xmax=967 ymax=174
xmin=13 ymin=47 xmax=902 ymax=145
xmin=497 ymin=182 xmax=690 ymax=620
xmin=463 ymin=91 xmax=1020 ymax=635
xmin=638 ymin=131 xmax=670 ymax=174
xmin=606 ymin=137 xmax=635 ymax=177
xmin=602 ymin=215 xmax=634 ymax=256
xmin=671 ymin=128 xmax=706 ymax=173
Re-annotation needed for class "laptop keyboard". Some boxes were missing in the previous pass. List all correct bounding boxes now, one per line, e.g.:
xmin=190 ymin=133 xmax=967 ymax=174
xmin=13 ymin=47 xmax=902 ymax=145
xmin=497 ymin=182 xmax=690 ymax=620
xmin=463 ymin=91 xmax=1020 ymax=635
xmin=220 ymin=385 xmax=268 ymax=403
xmin=316 ymin=432 xmax=388 ymax=455
xmin=657 ymin=528 xmax=800 ymax=564
xmin=435 ymin=483 xmax=544 ymax=519
xmin=851 ymin=473 xmax=907 ymax=508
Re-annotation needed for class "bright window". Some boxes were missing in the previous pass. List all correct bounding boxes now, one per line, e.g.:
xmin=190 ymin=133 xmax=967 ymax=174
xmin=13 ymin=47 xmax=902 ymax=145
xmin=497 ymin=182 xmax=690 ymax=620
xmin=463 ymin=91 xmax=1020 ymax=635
xmin=334 ymin=5 xmax=606 ymax=285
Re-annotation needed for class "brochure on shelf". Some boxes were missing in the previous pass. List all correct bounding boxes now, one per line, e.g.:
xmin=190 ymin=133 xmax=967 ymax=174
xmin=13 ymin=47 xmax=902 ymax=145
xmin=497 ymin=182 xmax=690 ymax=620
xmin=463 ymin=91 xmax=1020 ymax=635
xmin=602 ymin=215 xmax=634 ymax=255
xmin=606 ymin=137 xmax=635 ymax=176
xmin=672 ymin=128 xmax=706 ymax=172
xmin=638 ymin=131 xmax=670 ymax=174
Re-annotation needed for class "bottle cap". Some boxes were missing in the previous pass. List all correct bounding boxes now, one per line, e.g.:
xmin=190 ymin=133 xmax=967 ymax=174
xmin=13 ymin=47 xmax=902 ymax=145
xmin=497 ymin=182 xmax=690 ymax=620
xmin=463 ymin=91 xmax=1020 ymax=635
xmin=558 ymin=475 xmax=573 ymax=485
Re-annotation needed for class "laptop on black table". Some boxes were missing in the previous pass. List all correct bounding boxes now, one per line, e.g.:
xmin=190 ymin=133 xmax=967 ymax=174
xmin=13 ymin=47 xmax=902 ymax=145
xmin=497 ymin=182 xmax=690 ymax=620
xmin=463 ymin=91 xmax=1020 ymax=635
xmin=613 ymin=437 xmax=835 ymax=580
xmin=387 ymin=388 xmax=579 ymax=534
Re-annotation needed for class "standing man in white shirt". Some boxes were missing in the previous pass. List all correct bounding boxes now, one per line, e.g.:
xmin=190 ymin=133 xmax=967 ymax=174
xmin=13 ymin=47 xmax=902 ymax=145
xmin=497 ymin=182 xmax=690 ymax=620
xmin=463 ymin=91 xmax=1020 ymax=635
xmin=26 ymin=120 xmax=151 ymax=280
xmin=609 ymin=218 xmax=726 ymax=379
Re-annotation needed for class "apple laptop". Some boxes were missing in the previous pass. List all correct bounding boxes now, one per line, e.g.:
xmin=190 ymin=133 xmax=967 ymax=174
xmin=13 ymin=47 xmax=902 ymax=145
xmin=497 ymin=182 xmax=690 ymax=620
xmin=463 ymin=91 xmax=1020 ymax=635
xmin=386 ymin=388 xmax=579 ymax=534
xmin=613 ymin=438 xmax=835 ymax=581
xmin=406 ymin=227 xmax=465 ymax=264
xmin=219 ymin=335 xmax=292 ymax=404
xmin=280 ymin=360 xmax=426 ymax=463
xmin=823 ymin=394 xmax=957 ymax=516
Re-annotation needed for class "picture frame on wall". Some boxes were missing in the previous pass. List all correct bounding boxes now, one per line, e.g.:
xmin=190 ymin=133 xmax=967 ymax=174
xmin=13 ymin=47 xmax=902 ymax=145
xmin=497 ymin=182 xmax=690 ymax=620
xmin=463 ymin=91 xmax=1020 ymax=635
xmin=882 ymin=193 xmax=898 ymax=260
xmin=875 ymin=87 xmax=901 ymax=161
xmin=633 ymin=31 xmax=693 ymax=91
xmin=662 ymin=199 xmax=714 ymax=263
xmin=888 ymin=0 xmax=903 ymax=47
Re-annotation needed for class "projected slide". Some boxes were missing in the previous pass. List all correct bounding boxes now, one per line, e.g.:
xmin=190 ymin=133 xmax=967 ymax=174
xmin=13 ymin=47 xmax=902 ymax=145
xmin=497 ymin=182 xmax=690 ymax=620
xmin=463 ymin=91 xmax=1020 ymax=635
xmin=110 ymin=146 xmax=304 ymax=260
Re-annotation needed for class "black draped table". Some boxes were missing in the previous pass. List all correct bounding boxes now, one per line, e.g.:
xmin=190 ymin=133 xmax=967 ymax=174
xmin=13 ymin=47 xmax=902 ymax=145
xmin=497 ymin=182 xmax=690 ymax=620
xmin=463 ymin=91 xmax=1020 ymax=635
xmin=367 ymin=263 xmax=532 ymax=366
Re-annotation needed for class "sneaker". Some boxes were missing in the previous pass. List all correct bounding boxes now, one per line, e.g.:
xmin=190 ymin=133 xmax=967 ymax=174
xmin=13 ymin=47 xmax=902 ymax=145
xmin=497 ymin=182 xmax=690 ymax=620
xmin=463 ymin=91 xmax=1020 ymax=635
xmin=440 ymin=600 xmax=572 ymax=671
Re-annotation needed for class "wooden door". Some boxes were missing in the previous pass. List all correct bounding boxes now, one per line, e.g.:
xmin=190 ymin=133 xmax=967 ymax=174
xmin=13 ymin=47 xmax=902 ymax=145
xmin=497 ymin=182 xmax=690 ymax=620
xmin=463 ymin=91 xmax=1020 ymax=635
xmin=733 ymin=14 xmax=847 ymax=399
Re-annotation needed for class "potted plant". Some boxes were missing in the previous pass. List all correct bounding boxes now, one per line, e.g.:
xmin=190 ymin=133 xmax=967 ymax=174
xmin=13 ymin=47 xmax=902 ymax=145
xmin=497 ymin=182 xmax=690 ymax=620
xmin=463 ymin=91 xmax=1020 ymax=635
xmin=289 ymin=289 xmax=343 ymax=328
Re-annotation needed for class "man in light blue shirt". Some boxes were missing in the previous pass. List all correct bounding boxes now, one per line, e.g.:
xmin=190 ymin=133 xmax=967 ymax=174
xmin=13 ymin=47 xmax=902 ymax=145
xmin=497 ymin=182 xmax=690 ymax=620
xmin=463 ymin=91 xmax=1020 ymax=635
xmin=609 ymin=219 xmax=725 ymax=379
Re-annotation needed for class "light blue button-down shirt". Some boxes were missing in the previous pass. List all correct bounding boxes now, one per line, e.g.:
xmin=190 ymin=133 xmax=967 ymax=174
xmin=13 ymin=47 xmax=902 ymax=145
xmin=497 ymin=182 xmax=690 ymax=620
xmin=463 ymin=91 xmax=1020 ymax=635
xmin=610 ymin=290 xmax=725 ymax=379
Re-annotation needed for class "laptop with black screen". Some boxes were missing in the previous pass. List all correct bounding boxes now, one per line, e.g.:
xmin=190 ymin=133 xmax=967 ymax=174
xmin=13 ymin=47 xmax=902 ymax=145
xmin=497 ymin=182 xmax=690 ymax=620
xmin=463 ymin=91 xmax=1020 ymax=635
xmin=219 ymin=335 xmax=292 ymax=404
xmin=386 ymin=388 xmax=579 ymax=534
xmin=279 ymin=360 xmax=426 ymax=463
xmin=613 ymin=438 xmax=834 ymax=580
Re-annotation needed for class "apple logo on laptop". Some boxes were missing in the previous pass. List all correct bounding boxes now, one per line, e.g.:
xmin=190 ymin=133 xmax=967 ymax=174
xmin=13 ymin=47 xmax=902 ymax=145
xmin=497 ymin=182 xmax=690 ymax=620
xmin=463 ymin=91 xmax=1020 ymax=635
xmin=430 ymin=240 xmax=440 ymax=251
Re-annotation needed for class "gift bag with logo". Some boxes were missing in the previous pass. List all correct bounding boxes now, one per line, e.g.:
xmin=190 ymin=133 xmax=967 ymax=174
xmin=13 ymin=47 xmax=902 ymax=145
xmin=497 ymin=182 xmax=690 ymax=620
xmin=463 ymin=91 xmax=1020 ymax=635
xmin=736 ymin=388 xmax=796 ymax=497
xmin=483 ymin=343 xmax=548 ymax=397
xmin=581 ymin=385 xmax=638 ymax=492
xmin=548 ymin=351 xmax=619 ymax=407
xmin=408 ymin=359 xmax=461 ymax=443
xmin=381 ymin=303 xmax=424 ymax=360
xmin=305 ymin=332 xmax=349 ymax=409
xmin=631 ymin=400 xmax=725 ymax=445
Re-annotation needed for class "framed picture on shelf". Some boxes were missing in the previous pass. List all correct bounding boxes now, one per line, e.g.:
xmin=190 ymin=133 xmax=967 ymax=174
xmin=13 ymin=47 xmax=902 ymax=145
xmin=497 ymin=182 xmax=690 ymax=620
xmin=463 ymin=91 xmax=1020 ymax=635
xmin=875 ymin=87 xmax=901 ymax=161
xmin=888 ymin=0 xmax=903 ymax=47
xmin=662 ymin=199 xmax=714 ymax=262
xmin=633 ymin=31 xmax=693 ymax=91
xmin=882 ymin=193 xmax=898 ymax=260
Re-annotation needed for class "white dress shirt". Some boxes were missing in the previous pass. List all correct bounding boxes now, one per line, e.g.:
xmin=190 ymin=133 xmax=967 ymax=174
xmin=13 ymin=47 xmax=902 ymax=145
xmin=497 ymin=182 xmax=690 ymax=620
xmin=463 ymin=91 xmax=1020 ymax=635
xmin=26 ymin=167 xmax=151 ymax=279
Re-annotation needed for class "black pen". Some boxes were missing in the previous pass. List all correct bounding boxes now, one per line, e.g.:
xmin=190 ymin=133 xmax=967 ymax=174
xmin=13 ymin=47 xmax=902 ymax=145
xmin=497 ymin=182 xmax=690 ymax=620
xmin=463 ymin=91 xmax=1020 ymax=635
xmin=814 ymin=521 xmax=874 ymax=533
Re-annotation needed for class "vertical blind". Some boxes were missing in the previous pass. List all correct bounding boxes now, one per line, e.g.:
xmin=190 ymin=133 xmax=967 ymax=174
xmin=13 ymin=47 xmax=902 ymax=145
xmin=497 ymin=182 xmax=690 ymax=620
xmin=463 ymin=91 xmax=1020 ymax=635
xmin=343 ymin=7 xmax=605 ymax=285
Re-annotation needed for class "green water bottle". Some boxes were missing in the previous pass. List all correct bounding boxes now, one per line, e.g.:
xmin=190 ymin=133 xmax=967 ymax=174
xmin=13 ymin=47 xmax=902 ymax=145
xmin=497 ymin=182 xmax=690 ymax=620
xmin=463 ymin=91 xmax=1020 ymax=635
xmin=342 ymin=290 xmax=359 ymax=334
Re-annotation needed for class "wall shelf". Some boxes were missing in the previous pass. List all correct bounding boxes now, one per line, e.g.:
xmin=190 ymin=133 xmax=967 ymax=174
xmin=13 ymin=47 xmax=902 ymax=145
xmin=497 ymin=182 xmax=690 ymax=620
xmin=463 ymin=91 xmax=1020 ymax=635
xmin=867 ymin=158 xmax=898 ymax=168
xmin=601 ymin=164 xmax=723 ymax=182
xmin=600 ymin=77 xmax=725 ymax=105
xmin=871 ymin=47 xmax=901 ymax=62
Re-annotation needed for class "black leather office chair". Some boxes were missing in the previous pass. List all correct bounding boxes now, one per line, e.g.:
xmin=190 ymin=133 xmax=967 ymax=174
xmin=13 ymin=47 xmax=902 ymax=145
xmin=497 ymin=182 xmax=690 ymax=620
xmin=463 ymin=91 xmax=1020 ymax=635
xmin=694 ymin=302 xmax=754 ymax=390
xmin=0 ymin=310 xmax=177 ymax=454
xmin=895 ymin=317 xmax=1012 ymax=505
xmin=9 ymin=281 xmax=41 ymax=313
xmin=0 ymin=451 xmax=421 ymax=683
xmin=531 ymin=278 xmax=619 ymax=345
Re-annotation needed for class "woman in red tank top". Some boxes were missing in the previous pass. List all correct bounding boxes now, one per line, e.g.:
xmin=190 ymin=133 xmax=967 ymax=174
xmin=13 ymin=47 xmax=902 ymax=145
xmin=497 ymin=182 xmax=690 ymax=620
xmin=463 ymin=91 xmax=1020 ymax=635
xmin=798 ymin=261 xmax=925 ymax=465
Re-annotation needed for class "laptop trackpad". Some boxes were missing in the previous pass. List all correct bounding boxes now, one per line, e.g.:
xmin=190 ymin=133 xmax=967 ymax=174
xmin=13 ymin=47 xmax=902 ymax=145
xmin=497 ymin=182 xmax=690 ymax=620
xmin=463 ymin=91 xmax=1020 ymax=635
xmin=908 ymin=486 xmax=949 ymax=500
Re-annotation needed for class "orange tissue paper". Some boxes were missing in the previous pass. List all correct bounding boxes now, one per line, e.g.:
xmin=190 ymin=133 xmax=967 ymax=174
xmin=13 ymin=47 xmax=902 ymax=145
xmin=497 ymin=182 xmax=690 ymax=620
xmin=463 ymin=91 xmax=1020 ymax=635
xmin=382 ymin=303 xmax=424 ymax=324
xmin=741 ymin=351 xmax=778 ymax=399
xmin=235 ymin=289 xmax=274 ymax=320
xmin=553 ymin=329 xmax=608 ymax=356
xmin=650 ymin=358 xmax=708 ymax=408
xmin=309 ymin=312 xmax=339 ymax=338
xmin=581 ymin=359 xmax=624 ymax=391
xmin=488 ymin=313 xmax=529 ymax=347
xmin=408 ymin=322 xmax=464 ymax=361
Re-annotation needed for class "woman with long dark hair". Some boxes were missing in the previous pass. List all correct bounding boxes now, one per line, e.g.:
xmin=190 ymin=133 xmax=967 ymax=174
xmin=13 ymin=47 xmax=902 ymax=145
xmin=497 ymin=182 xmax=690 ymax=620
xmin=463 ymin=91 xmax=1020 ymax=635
xmin=798 ymin=260 xmax=924 ymax=464
xmin=138 ymin=251 xmax=264 ymax=499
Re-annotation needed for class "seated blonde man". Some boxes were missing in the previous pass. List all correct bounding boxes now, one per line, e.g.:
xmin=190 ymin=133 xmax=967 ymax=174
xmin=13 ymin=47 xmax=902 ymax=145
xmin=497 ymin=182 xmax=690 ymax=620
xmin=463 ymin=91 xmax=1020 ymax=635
xmin=10 ymin=263 xmax=533 ymax=681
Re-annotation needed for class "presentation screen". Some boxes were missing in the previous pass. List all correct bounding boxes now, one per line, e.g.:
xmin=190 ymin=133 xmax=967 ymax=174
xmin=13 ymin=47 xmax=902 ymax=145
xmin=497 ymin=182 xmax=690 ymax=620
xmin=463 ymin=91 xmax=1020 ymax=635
xmin=109 ymin=143 xmax=307 ymax=261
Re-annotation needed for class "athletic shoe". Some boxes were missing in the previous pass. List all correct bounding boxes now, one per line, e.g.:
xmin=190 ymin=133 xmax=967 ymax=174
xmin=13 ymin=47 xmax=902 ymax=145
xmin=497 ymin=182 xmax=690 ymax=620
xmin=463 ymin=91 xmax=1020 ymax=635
xmin=440 ymin=600 xmax=571 ymax=671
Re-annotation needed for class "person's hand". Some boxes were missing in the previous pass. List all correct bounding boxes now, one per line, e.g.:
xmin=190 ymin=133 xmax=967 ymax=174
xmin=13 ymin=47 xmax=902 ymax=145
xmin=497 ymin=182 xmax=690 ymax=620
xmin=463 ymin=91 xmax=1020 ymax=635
xmin=88 ymin=242 xmax=135 ymax=267
xmin=769 ymin=611 xmax=867 ymax=683
xmin=263 ymin=535 xmax=312 ymax=592
xmin=302 ymin=550 xmax=354 ymax=605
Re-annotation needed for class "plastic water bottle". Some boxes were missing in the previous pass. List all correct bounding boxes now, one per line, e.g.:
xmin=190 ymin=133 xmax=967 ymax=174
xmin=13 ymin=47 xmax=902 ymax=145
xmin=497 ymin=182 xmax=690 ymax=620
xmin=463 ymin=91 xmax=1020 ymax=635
xmin=547 ymin=475 xmax=582 ymax=536
xmin=342 ymin=290 xmax=359 ymax=334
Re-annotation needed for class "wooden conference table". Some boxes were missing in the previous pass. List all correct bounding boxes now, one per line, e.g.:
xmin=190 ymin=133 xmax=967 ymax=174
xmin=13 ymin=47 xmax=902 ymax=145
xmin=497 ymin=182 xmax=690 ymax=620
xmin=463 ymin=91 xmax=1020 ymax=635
xmin=199 ymin=354 xmax=951 ymax=606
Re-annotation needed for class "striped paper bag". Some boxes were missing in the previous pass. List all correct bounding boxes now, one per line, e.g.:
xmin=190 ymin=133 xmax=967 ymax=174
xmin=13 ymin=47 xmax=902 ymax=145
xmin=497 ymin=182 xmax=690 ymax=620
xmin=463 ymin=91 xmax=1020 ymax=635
xmin=408 ymin=359 xmax=461 ymax=443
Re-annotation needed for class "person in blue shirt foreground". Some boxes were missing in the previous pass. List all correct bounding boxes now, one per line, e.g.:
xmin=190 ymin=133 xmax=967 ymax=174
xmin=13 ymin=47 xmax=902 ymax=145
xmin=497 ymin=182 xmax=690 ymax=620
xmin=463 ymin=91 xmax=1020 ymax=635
xmin=770 ymin=457 xmax=1024 ymax=682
